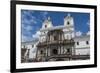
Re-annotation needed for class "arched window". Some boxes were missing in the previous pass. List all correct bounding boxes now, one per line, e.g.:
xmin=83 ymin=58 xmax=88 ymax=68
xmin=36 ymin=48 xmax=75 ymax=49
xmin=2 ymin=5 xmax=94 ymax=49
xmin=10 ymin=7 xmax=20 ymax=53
xmin=45 ymin=25 xmax=47 ymax=28
xmin=86 ymin=41 xmax=89 ymax=45
xmin=67 ymin=49 xmax=70 ymax=53
xmin=54 ymin=36 xmax=57 ymax=40
xmin=32 ymin=45 xmax=34 ymax=48
xmin=77 ymin=42 xmax=79 ymax=45
xmin=67 ymin=21 xmax=70 ymax=25
xmin=52 ymin=49 xmax=58 ymax=55
xmin=40 ymin=50 xmax=43 ymax=54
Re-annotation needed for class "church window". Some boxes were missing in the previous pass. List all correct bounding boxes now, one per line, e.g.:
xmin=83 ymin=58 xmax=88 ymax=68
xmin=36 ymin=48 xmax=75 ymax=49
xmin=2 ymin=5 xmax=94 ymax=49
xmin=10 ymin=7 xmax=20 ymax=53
xmin=67 ymin=49 xmax=70 ymax=53
xmin=32 ymin=45 xmax=34 ymax=48
xmin=86 ymin=41 xmax=89 ymax=45
xmin=54 ymin=36 xmax=57 ymax=40
xmin=67 ymin=21 xmax=70 ymax=25
xmin=77 ymin=42 xmax=79 ymax=45
xmin=52 ymin=49 xmax=58 ymax=55
xmin=40 ymin=50 xmax=43 ymax=54
xmin=45 ymin=25 xmax=47 ymax=28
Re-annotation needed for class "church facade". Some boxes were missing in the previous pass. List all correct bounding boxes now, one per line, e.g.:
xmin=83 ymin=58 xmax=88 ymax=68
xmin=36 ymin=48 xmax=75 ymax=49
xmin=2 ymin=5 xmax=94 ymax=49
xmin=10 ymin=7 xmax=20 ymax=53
xmin=36 ymin=14 xmax=90 ymax=62
xmin=21 ymin=14 xmax=90 ymax=62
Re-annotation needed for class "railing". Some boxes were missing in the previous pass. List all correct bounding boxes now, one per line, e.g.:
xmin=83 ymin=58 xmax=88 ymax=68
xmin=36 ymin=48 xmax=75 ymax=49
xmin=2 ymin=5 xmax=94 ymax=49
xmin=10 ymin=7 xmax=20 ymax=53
xmin=45 ymin=54 xmax=90 ymax=61
xmin=37 ymin=39 xmax=74 ymax=47
xmin=72 ymin=55 xmax=90 ymax=59
xmin=45 ymin=54 xmax=72 ymax=61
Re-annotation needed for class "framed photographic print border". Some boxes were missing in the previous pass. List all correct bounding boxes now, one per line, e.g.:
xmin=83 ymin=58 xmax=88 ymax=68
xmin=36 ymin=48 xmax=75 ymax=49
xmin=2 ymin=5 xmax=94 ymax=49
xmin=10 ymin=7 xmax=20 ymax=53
xmin=10 ymin=0 xmax=97 ymax=72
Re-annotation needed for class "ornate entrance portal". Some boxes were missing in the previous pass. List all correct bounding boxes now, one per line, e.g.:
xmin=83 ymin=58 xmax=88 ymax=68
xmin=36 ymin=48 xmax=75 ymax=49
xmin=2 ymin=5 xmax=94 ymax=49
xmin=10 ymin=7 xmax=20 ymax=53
xmin=37 ymin=29 xmax=75 ymax=62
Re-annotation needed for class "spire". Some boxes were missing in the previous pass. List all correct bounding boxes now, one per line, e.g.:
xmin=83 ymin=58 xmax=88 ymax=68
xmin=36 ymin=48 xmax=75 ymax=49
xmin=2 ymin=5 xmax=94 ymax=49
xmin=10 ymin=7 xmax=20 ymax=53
xmin=64 ymin=13 xmax=71 ymax=19
xmin=64 ymin=13 xmax=74 ymax=26
xmin=47 ymin=16 xmax=51 ymax=21
xmin=42 ymin=16 xmax=53 ymax=29
xmin=44 ymin=16 xmax=51 ymax=23
xmin=67 ymin=13 xmax=71 ymax=17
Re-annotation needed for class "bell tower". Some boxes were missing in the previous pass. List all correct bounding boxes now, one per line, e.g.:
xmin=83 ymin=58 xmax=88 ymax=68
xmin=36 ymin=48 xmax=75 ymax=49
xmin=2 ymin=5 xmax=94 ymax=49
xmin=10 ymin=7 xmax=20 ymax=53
xmin=63 ymin=13 xmax=75 ymax=39
xmin=39 ymin=17 xmax=53 ymax=43
xmin=64 ymin=13 xmax=74 ymax=26
xmin=42 ymin=17 xmax=53 ymax=29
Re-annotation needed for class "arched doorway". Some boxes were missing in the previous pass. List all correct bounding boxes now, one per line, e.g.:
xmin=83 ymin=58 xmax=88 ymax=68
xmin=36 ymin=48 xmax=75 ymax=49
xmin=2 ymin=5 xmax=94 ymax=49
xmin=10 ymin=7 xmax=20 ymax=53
xmin=56 ymin=58 xmax=64 ymax=61
xmin=52 ymin=49 xmax=58 ymax=55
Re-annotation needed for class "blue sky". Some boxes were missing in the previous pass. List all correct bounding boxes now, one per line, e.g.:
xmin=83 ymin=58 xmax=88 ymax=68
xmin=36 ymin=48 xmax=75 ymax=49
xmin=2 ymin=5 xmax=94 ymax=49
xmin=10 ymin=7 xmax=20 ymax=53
xmin=21 ymin=10 xmax=90 ymax=42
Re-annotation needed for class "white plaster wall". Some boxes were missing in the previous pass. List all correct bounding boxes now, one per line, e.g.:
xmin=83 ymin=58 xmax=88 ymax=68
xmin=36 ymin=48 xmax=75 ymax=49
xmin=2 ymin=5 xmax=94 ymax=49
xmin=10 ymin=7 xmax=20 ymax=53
xmin=75 ymin=48 xmax=90 ymax=55
xmin=26 ymin=45 xmax=32 ymax=49
xmin=75 ymin=40 xmax=90 ymax=48
xmin=74 ymin=36 xmax=90 ymax=55
xmin=65 ymin=33 xmax=74 ymax=39
xmin=29 ymin=47 xmax=37 ymax=59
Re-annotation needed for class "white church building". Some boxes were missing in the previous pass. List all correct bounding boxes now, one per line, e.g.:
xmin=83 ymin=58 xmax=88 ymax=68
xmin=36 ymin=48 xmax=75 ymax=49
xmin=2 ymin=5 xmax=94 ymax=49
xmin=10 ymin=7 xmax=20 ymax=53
xmin=21 ymin=13 xmax=90 ymax=62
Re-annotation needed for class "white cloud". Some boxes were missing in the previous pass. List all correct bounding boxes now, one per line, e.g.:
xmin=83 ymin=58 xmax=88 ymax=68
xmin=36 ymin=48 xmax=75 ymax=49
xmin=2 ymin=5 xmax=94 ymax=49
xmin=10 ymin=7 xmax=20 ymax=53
xmin=43 ymin=12 xmax=48 ymax=15
xmin=22 ymin=35 xmax=32 ymax=42
xmin=22 ymin=15 xmax=37 ymax=25
xmin=21 ymin=23 xmax=33 ymax=37
xmin=75 ymin=31 xmax=82 ymax=36
xmin=40 ymin=11 xmax=48 ymax=19
xmin=36 ymin=31 xmax=41 ymax=35
xmin=21 ymin=10 xmax=42 ymax=42
xmin=22 ymin=10 xmax=34 ymax=17
xmin=30 ymin=16 xmax=38 ymax=24
xmin=87 ymin=31 xmax=90 ymax=35
xmin=42 ymin=12 xmax=48 ymax=16
xmin=32 ymin=31 xmax=41 ymax=39
xmin=22 ymin=32 xmax=40 ymax=42
xmin=25 ymin=25 xmax=33 ymax=31
xmin=22 ymin=10 xmax=38 ymax=25
xmin=87 ymin=20 xmax=90 ymax=26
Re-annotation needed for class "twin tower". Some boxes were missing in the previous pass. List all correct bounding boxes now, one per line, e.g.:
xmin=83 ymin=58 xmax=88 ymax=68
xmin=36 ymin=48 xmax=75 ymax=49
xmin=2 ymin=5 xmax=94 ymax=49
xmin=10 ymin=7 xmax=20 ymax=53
xmin=36 ymin=13 xmax=75 ymax=61
xmin=40 ymin=13 xmax=75 ymax=42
